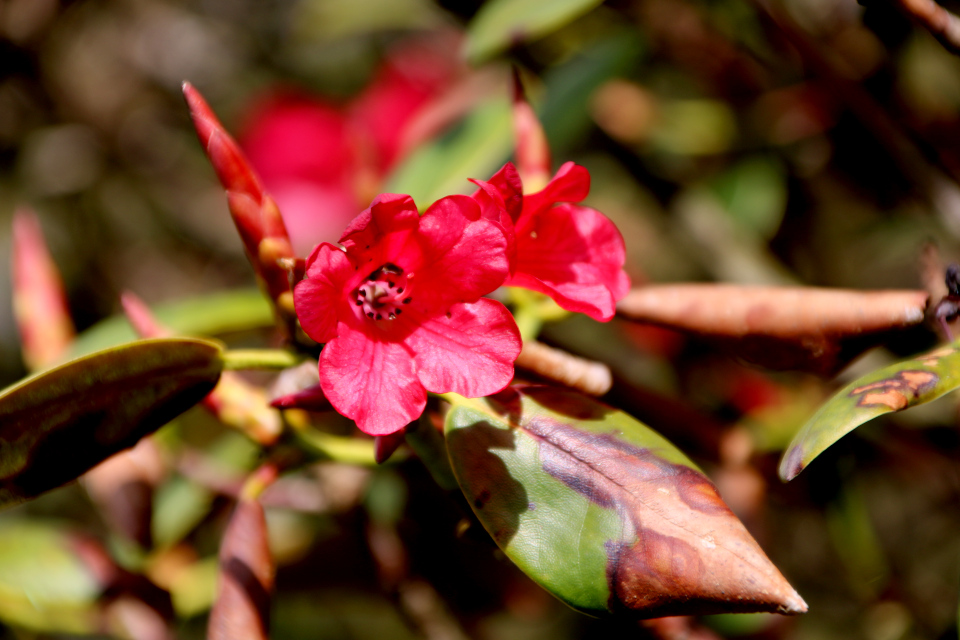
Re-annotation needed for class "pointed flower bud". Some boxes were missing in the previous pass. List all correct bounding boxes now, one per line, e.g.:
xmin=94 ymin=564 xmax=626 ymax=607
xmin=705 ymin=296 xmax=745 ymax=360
xmin=270 ymin=383 xmax=332 ymax=413
xmin=11 ymin=208 xmax=74 ymax=370
xmin=120 ymin=292 xmax=171 ymax=339
xmin=374 ymin=430 xmax=407 ymax=464
xmin=121 ymin=291 xmax=282 ymax=445
xmin=511 ymin=70 xmax=551 ymax=193
xmin=182 ymin=83 xmax=297 ymax=335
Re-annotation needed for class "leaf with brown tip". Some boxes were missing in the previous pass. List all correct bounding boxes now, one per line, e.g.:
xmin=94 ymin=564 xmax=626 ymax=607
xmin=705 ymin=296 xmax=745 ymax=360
xmin=0 ymin=338 xmax=223 ymax=508
xmin=617 ymin=284 xmax=928 ymax=375
xmin=444 ymin=385 xmax=807 ymax=619
xmin=208 ymin=498 xmax=274 ymax=640
xmin=780 ymin=339 xmax=960 ymax=481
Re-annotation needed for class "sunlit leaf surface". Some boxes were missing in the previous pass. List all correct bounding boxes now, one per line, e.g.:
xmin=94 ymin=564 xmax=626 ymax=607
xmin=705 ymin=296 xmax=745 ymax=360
xmin=0 ymin=338 xmax=224 ymax=507
xmin=384 ymin=98 xmax=513 ymax=208
xmin=445 ymin=385 xmax=806 ymax=618
xmin=65 ymin=290 xmax=273 ymax=360
xmin=0 ymin=520 xmax=102 ymax=634
xmin=780 ymin=341 xmax=960 ymax=481
xmin=465 ymin=0 xmax=604 ymax=63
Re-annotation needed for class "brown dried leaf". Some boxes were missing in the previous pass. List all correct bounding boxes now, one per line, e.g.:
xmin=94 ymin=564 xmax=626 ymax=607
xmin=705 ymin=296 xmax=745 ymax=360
xmin=207 ymin=498 xmax=274 ymax=640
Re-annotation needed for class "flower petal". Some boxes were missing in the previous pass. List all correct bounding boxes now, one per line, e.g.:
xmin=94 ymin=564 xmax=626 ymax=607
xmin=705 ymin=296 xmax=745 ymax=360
xmin=406 ymin=298 xmax=520 ymax=397
xmin=509 ymin=271 xmax=617 ymax=321
xmin=413 ymin=196 xmax=510 ymax=312
xmin=511 ymin=203 xmax=629 ymax=321
xmin=339 ymin=193 xmax=419 ymax=254
xmin=469 ymin=179 xmax=517 ymax=273
xmin=469 ymin=178 xmax=509 ymax=226
xmin=319 ymin=324 xmax=426 ymax=435
xmin=522 ymin=162 xmax=590 ymax=216
xmin=295 ymin=243 xmax=353 ymax=344
xmin=485 ymin=162 xmax=523 ymax=223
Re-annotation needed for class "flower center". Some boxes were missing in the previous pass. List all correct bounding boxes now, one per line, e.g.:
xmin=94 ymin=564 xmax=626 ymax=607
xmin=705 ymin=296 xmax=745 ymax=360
xmin=355 ymin=263 xmax=412 ymax=321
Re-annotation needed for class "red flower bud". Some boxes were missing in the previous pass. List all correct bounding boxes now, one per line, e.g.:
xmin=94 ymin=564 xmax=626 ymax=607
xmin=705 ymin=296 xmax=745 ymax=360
xmin=11 ymin=208 xmax=74 ymax=370
xmin=182 ymin=83 xmax=296 ymax=333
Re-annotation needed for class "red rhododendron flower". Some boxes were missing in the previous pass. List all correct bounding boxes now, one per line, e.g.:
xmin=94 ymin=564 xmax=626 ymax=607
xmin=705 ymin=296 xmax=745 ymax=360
xmin=293 ymin=193 xmax=521 ymax=435
xmin=473 ymin=161 xmax=630 ymax=322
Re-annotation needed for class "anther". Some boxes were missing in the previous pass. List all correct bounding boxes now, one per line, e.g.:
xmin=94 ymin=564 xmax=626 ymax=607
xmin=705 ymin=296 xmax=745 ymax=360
xmin=356 ymin=263 xmax=411 ymax=321
xmin=403 ymin=297 xmax=412 ymax=304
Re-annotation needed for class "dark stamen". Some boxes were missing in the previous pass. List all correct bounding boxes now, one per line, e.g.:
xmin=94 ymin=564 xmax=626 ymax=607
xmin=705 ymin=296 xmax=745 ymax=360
xmin=403 ymin=297 xmax=412 ymax=304
xmin=376 ymin=314 xmax=382 ymax=320
xmin=360 ymin=290 xmax=366 ymax=297
xmin=356 ymin=300 xmax=363 ymax=306
xmin=367 ymin=312 xmax=374 ymax=318
xmin=395 ymin=309 xmax=402 ymax=315
xmin=397 ymin=288 xmax=403 ymax=293
xmin=388 ymin=282 xmax=394 ymax=288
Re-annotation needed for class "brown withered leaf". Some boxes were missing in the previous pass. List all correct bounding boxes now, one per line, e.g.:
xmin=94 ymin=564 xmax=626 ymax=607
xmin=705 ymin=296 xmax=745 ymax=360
xmin=445 ymin=385 xmax=807 ymax=619
xmin=617 ymin=284 xmax=929 ymax=375
xmin=208 ymin=498 xmax=274 ymax=640
xmin=84 ymin=439 xmax=164 ymax=548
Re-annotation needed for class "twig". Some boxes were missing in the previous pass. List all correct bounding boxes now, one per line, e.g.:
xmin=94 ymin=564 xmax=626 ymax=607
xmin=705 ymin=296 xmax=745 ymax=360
xmin=618 ymin=284 xmax=929 ymax=374
xmin=891 ymin=0 xmax=960 ymax=56
xmin=515 ymin=340 xmax=613 ymax=396
xmin=618 ymin=284 xmax=928 ymax=337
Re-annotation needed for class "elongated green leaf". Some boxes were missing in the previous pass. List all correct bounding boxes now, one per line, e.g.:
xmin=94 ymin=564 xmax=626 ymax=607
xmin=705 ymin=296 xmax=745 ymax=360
xmin=465 ymin=0 xmax=604 ymax=63
xmin=0 ymin=338 xmax=224 ymax=507
xmin=445 ymin=385 xmax=806 ymax=618
xmin=65 ymin=289 xmax=273 ymax=360
xmin=780 ymin=341 xmax=960 ymax=481
xmin=539 ymin=30 xmax=645 ymax=157
xmin=384 ymin=98 xmax=513 ymax=208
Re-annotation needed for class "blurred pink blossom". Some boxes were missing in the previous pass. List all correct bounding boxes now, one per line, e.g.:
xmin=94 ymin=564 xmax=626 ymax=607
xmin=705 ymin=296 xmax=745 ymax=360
xmin=239 ymin=35 xmax=462 ymax=256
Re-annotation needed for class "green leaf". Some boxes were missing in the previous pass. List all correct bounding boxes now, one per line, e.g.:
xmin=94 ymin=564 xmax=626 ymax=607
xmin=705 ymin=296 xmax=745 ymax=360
xmin=539 ymin=31 xmax=645 ymax=157
xmin=0 ymin=519 xmax=103 ymax=634
xmin=383 ymin=97 xmax=513 ymax=208
xmin=711 ymin=156 xmax=787 ymax=240
xmin=445 ymin=385 xmax=807 ymax=618
xmin=291 ymin=0 xmax=443 ymax=42
xmin=651 ymin=99 xmax=738 ymax=156
xmin=0 ymin=338 xmax=224 ymax=507
xmin=780 ymin=341 xmax=960 ymax=481
xmin=465 ymin=0 xmax=604 ymax=64
xmin=65 ymin=289 xmax=273 ymax=360
xmin=152 ymin=476 xmax=216 ymax=549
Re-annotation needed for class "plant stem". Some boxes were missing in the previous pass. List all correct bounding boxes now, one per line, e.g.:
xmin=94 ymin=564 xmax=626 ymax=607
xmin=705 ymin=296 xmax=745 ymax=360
xmin=221 ymin=349 xmax=303 ymax=371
